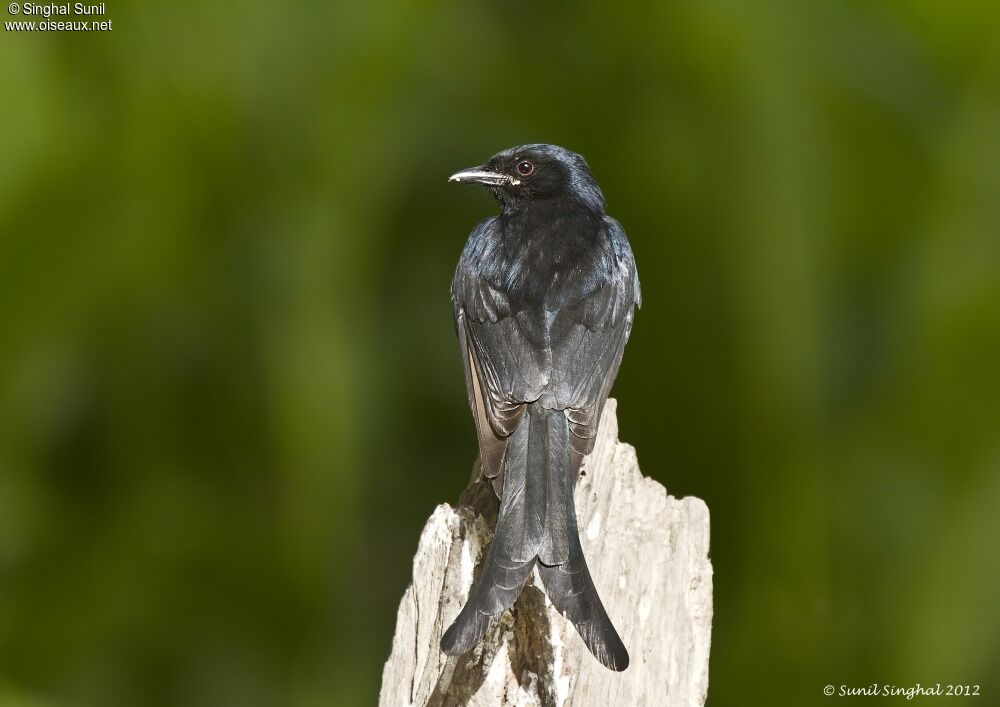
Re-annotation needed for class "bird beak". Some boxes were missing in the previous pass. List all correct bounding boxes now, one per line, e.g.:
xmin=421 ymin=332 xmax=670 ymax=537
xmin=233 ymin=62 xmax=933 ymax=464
xmin=448 ymin=167 xmax=518 ymax=186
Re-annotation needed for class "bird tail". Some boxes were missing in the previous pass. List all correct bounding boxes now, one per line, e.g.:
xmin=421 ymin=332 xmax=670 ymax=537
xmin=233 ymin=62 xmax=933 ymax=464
xmin=442 ymin=406 xmax=629 ymax=671
xmin=441 ymin=413 xmax=537 ymax=655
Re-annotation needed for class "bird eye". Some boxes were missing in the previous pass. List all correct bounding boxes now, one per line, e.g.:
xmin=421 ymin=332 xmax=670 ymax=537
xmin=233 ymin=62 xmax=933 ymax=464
xmin=516 ymin=161 xmax=534 ymax=176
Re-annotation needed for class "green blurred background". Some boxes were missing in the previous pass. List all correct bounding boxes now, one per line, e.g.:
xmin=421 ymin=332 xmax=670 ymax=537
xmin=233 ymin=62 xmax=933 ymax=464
xmin=2 ymin=0 xmax=999 ymax=705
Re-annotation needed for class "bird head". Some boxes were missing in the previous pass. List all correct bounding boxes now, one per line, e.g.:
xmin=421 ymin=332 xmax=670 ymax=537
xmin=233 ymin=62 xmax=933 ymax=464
xmin=449 ymin=144 xmax=605 ymax=213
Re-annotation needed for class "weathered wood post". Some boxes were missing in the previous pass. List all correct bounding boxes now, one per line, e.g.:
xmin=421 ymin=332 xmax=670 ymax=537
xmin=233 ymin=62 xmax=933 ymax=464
xmin=379 ymin=400 xmax=713 ymax=706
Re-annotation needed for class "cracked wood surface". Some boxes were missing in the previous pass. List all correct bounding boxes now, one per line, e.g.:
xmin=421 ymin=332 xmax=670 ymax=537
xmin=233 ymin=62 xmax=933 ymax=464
xmin=379 ymin=399 xmax=713 ymax=707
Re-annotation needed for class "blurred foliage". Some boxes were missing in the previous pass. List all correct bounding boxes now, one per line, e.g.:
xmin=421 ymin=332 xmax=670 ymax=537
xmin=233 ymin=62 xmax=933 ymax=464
xmin=2 ymin=0 xmax=999 ymax=705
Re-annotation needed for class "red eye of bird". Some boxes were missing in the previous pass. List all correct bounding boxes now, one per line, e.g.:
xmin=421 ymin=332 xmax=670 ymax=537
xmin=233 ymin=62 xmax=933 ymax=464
xmin=516 ymin=161 xmax=534 ymax=176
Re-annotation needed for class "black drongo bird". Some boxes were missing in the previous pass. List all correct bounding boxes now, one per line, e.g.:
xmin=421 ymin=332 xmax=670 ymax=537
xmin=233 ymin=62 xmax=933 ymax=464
xmin=441 ymin=144 xmax=640 ymax=671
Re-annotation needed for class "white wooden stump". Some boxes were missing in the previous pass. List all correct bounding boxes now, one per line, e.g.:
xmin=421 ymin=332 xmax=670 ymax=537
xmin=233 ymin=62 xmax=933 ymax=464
xmin=379 ymin=399 xmax=713 ymax=706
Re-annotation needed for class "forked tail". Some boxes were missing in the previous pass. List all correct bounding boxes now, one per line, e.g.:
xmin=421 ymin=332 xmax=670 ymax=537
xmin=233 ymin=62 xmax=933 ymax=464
xmin=441 ymin=405 xmax=628 ymax=671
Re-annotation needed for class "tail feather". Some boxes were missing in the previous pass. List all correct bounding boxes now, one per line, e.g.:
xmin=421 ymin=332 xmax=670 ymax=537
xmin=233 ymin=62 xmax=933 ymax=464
xmin=440 ymin=541 xmax=535 ymax=655
xmin=537 ymin=409 xmax=570 ymax=565
xmin=538 ymin=548 xmax=629 ymax=671
xmin=502 ymin=414 xmax=543 ymax=563
xmin=442 ymin=419 xmax=537 ymax=655
xmin=442 ymin=405 xmax=628 ymax=671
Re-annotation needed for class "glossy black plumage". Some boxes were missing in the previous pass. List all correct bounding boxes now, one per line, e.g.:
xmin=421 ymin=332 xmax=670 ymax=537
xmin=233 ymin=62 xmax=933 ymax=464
xmin=441 ymin=144 xmax=640 ymax=671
